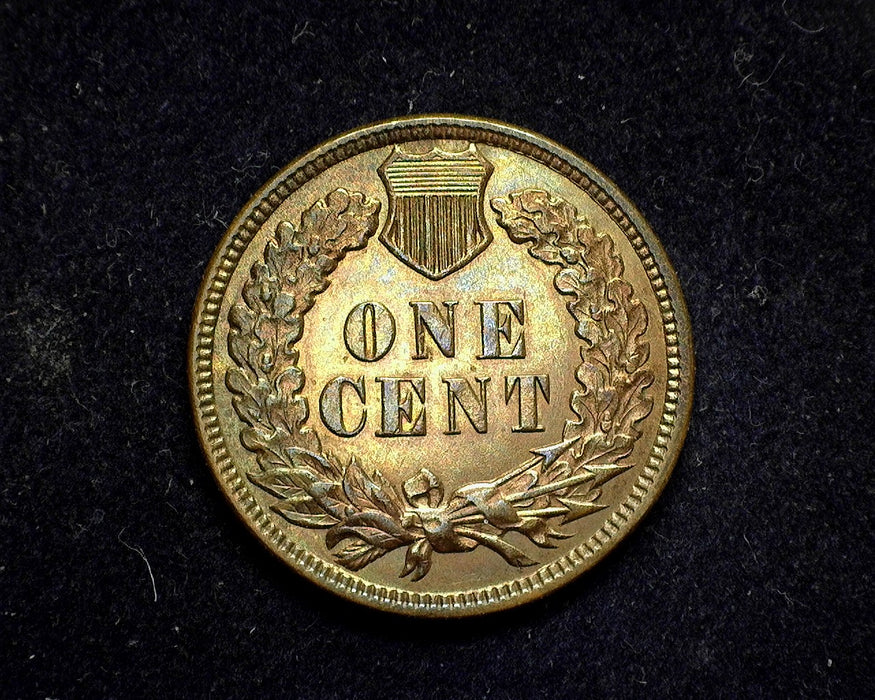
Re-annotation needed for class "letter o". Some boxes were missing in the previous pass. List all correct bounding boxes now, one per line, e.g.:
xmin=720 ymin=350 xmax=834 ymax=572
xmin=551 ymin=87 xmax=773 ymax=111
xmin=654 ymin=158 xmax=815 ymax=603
xmin=344 ymin=302 xmax=396 ymax=362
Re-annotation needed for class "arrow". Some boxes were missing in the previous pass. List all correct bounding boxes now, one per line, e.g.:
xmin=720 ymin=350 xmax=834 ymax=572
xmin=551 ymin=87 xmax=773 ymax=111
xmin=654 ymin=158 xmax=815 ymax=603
xmin=490 ymin=436 xmax=577 ymax=487
xmin=515 ymin=507 xmax=569 ymax=519
xmin=503 ymin=463 xmax=621 ymax=505
xmin=487 ymin=455 xmax=542 ymax=490
xmin=586 ymin=463 xmax=630 ymax=488
xmin=447 ymin=437 xmax=584 ymax=521
xmin=557 ymin=496 xmax=607 ymax=524
xmin=506 ymin=471 xmax=594 ymax=503
xmin=529 ymin=435 xmax=580 ymax=468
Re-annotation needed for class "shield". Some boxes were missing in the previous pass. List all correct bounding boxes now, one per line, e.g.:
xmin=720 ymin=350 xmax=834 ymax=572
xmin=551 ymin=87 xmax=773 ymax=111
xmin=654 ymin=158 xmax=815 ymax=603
xmin=378 ymin=144 xmax=494 ymax=280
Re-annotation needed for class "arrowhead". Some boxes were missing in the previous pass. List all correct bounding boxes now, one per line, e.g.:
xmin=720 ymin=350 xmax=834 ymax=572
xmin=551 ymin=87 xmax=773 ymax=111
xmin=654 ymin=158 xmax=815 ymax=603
xmin=557 ymin=496 xmax=607 ymax=524
xmin=530 ymin=436 xmax=580 ymax=467
xmin=586 ymin=463 xmax=630 ymax=488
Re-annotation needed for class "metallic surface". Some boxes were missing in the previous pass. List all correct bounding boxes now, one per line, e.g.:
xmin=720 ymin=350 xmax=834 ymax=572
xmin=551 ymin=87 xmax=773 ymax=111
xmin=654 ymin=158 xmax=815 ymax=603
xmin=189 ymin=116 xmax=694 ymax=616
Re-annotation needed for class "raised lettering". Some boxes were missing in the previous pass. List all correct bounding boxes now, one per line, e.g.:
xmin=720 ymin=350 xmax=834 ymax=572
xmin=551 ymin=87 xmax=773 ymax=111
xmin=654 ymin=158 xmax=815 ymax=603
xmin=505 ymin=375 xmax=550 ymax=432
xmin=410 ymin=301 xmax=456 ymax=359
xmin=375 ymin=377 xmax=426 ymax=436
xmin=443 ymin=376 xmax=490 ymax=434
xmin=477 ymin=300 xmax=526 ymax=359
xmin=344 ymin=302 xmax=396 ymax=362
xmin=319 ymin=376 xmax=367 ymax=437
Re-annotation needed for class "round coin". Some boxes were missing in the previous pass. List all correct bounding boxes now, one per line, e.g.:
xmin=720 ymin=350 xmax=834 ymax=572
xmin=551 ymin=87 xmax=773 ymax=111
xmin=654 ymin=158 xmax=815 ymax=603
xmin=189 ymin=116 xmax=694 ymax=616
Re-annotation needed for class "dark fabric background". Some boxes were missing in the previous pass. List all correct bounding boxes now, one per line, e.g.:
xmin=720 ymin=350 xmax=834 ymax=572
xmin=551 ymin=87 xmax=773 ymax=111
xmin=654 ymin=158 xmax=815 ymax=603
xmin=1 ymin=1 xmax=872 ymax=697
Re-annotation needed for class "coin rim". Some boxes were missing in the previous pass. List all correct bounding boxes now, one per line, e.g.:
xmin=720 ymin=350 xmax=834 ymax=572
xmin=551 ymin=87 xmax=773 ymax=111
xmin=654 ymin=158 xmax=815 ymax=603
xmin=189 ymin=115 xmax=695 ymax=617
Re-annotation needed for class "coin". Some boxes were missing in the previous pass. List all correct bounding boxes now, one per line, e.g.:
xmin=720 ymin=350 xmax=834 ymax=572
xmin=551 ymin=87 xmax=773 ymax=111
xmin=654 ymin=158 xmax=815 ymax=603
xmin=189 ymin=116 xmax=694 ymax=616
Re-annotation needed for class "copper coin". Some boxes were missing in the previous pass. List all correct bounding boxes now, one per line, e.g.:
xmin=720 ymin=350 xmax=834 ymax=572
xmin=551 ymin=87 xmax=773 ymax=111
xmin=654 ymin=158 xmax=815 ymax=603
xmin=189 ymin=116 xmax=694 ymax=616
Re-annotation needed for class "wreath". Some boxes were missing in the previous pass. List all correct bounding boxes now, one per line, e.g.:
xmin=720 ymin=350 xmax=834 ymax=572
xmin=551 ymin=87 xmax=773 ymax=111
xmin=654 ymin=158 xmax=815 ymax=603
xmin=225 ymin=186 xmax=653 ymax=581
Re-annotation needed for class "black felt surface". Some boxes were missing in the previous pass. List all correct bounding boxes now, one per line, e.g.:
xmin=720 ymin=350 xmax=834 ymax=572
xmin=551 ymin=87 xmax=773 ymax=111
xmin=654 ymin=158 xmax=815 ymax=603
xmin=2 ymin=1 xmax=873 ymax=697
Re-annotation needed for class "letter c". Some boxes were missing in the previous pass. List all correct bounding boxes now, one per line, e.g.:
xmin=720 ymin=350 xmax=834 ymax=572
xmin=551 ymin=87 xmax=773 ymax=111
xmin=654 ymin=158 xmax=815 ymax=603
xmin=319 ymin=376 xmax=367 ymax=437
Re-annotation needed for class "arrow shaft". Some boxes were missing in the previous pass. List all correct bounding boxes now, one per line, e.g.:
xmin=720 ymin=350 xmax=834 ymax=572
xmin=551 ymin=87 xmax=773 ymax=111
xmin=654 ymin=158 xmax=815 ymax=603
xmin=492 ymin=455 xmax=543 ymax=488
xmin=451 ymin=506 xmax=571 ymax=527
xmin=515 ymin=507 xmax=568 ymax=519
xmin=506 ymin=472 xmax=594 ymax=503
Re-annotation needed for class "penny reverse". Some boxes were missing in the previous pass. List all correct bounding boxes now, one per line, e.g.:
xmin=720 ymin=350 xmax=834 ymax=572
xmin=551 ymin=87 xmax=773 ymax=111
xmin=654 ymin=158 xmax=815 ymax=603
xmin=189 ymin=116 xmax=694 ymax=616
